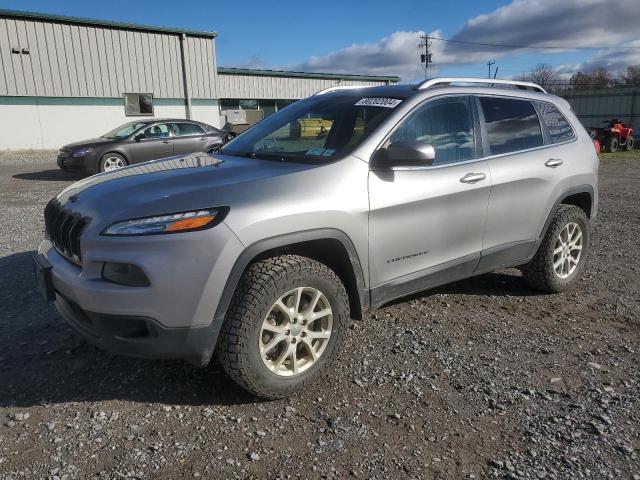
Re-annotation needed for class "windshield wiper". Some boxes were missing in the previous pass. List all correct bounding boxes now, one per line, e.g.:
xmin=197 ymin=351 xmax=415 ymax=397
xmin=220 ymin=150 xmax=285 ymax=161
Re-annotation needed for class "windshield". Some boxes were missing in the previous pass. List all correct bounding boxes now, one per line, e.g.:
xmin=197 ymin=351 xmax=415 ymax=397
xmin=103 ymin=121 xmax=147 ymax=139
xmin=220 ymin=94 xmax=403 ymax=162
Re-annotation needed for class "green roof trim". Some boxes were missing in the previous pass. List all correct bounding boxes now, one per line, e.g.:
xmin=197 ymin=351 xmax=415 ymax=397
xmin=0 ymin=9 xmax=217 ymax=38
xmin=217 ymin=67 xmax=399 ymax=83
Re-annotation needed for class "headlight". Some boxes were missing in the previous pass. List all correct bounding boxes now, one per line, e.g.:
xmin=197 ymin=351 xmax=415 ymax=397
xmin=102 ymin=208 xmax=227 ymax=236
xmin=73 ymin=147 xmax=94 ymax=157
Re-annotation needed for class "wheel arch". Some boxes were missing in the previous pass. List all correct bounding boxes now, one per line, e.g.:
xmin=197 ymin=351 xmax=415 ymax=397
xmin=539 ymin=185 xmax=594 ymax=239
xmin=213 ymin=229 xmax=369 ymax=327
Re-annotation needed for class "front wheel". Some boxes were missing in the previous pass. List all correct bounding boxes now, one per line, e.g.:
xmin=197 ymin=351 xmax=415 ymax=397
xmin=523 ymin=205 xmax=590 ymax=293
xmin=217 ymin=255 xmax=350 ymax=399
xmin=606 ymin=136 xmax=619 ymax=153
xmin=99 ymin=153 xmax=127 ymax=172
xmin=626 ymin=136 xmax=634 ymax=151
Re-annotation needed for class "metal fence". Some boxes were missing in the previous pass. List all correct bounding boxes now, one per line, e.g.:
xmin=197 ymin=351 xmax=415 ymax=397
xmin=541 ymin=81 xmax=640 ymax=133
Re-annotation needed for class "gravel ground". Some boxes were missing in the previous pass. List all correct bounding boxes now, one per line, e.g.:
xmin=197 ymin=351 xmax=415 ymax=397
xmin=0 ymin=151 xmax=639 ymax=480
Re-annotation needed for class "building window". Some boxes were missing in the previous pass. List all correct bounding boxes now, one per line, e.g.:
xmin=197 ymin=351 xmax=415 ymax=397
xmin=275 ymin=99 xmax=296 ymax=111
xmin=220 ymin=99 xmax=240 ymax=111
xmin=258 ymin=99 xmax=276 ymax=117
xmin=239 ymin=99 xmax=259 ymax=110
xmin=124 ymin=93 xmax=154 ymax=116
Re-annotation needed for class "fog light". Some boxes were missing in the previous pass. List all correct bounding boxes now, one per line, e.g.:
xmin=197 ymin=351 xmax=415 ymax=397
xmin=102 ymin=262 xmax=150 ymax=287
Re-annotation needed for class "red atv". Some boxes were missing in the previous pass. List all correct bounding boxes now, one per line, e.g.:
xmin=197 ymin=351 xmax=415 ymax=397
xmin=589 ymin=119 xmax=634 ymax=152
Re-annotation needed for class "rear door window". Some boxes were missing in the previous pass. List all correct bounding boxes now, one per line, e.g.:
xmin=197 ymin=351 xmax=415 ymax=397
xmin=535 ymin=102 xmax=575 ymax=144
xmin=143 ymin=123 xmax=170 ymax=139
xmin=479 ymin=97 xmax=543 ymax=155
xmin=172 ymin=123 xmax=205 ymax=137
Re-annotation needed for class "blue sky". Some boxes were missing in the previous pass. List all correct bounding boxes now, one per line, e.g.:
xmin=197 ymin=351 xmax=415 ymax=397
xmin=1 ymin=0 xmax=638 ymax=81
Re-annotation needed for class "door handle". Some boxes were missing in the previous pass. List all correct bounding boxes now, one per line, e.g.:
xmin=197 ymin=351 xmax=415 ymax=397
xmin=460 ymin=172 xmax=486 ymax=184
xmin=199 ymin=136 xmax=207 ymax=140
xmin=162 ymin=140 xmax=170 ymax=144
xmin=545 ymin=158 xmax=563 ymax=168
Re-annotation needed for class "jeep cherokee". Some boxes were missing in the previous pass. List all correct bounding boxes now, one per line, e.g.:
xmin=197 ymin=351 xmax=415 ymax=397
xmin=34 ymin=78 xmax=598 ymax=398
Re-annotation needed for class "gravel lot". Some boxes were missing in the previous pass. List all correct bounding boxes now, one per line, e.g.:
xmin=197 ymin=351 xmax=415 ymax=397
xmin=0 ymin=151 xmax=639 ymax=480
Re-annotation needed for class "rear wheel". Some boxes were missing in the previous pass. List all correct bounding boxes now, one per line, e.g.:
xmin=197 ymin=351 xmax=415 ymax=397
xmin=626 ymin=136 xmax=634 ymax=151
xmin=523 ymin=205 xmax=590 ymax=293
xmin=606 ymin=136 xmax=619 ymax=153
xmin=99 ymin=153 xmax=127 ymax=172
xmin=217 ymin=255 xmax=350 ymax=398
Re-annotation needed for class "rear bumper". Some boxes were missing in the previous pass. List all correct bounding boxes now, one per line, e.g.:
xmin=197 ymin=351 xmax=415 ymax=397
xmin=54 ymin=293 xmax=219 ymax=365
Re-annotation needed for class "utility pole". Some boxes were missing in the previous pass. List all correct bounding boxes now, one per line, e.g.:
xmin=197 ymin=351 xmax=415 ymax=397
xmin=419 ymin=34 xmax=432 ymax=80
xmin=487 ymin=61 xmax=495 ymax=79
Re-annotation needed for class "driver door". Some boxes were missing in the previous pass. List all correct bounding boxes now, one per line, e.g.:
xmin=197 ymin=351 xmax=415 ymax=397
xmin=125 ymin=123 xmax=174 ymax=164
xmin=368 ymin=95 xmax=491 ymax=303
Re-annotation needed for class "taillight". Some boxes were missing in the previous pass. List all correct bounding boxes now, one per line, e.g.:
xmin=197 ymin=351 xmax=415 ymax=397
xmin=593 ymin=140 xmax=601 ymax=153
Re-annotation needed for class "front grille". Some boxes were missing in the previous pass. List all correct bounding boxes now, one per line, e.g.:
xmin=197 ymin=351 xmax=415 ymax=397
xmin=44 ymin=199 xmax=89 ymax=263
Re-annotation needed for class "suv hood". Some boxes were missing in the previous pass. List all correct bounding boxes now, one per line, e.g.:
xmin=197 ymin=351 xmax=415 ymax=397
xmin=55 ymin=152 xmax=318 ymax=226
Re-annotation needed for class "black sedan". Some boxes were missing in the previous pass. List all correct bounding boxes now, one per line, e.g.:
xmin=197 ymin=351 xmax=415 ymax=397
xmin=57 ymin=119 xmax=227 ymax=173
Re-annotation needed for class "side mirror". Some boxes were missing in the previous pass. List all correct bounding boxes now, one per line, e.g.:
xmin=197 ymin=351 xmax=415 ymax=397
xmin=387 ymin=140 xmax=435 ymax=166
xmin=372 ymin=140 xmax=436 ymax=169
xmin=134 ymin=133 xmax=145 ymax=142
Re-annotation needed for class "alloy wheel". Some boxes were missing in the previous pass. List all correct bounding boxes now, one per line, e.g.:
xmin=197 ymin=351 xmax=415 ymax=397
xmin=553 ymin=222 xmax=583 ymax=279
xmin=259 ymin=287 xmax=333 ymax=377
xmin=103 ymin=156 xmax=126 ymax=171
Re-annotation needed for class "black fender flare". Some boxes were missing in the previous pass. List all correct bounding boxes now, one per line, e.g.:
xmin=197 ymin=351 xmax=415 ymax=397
xmin=538 ymin=184 xmax=595 ymax=241
xmin=212 ymin=228 xmax=369 ymax=327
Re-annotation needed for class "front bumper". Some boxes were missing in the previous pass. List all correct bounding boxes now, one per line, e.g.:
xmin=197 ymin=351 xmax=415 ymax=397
xmin=38 ymin=221 xmax=245 ymax=365
xmin=54 ymin=293 xmax=219 ymax=365
xmin=57 ymin=151 xmax=95 ymax=171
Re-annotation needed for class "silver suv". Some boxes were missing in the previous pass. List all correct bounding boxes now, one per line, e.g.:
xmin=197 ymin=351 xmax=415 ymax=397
xmin=34 ymin=78 xmax=598 ymax=398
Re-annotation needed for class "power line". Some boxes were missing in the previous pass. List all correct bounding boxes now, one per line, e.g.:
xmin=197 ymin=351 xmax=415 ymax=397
xmin=429 ymin=36 xmax=640 ymax=51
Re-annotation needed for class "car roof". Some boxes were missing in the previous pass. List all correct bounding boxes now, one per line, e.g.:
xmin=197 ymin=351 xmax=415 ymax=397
xmin=146 ymin=118 xmax=208 ymax=124
xmin=317 ymin=78 xmax=559 ymax=102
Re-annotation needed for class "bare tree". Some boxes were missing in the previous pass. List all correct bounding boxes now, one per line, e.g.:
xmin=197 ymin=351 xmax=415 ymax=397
xmin=516 ymin=63 xmax=560 ymax=90
xmin=623 ymin=64 xmax=640 ymax=85
xmin=570 ymin=68 xmax=612 ymax=90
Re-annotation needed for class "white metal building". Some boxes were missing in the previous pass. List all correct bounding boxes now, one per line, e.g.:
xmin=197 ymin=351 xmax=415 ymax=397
xmin=217 ymin=68 xmax=400 ymax=116
xmin=0 ymin=9 xmax=399 ymax=150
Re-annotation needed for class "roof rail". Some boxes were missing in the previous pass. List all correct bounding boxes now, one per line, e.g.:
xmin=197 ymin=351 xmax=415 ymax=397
xmin=415 ymin=77 xmax=547 ymax=94
xmin=314 ymin=85 xmax=367 ymax=95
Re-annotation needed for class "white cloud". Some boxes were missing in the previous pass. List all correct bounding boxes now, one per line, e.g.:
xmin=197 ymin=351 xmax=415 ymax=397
xmin=448 ymin=0 xmax=640 ymax=53
xmin=290 ymin=30 xmax=430 ymax=80
xmin=235 ymin=0 xmax=640 ymax=80
xmin=577 ymin=41 xmax=640 ymax=72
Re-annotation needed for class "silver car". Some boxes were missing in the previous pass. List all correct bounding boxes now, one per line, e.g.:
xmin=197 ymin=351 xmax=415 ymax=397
xmin=34 ymin=78 xmax=598 ymax=398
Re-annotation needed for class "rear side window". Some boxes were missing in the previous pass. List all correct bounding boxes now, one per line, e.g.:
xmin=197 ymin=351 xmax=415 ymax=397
xmin=480 ymin=97 xmax=543 ymax=155
xmin=172 ymin=123 xmax=205 ymax=137
xmin=535 ymin=102 xmax=575 ymax=143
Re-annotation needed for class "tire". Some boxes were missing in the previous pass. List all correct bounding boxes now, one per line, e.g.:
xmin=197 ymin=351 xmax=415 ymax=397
xmin=217 ymin=255 xmax=350 ymax=399
xmin=523 ymin=205 xmax=590 ymax=293
xmin=99 ymin=153 xmax=127 ymax=173
xmin=626 ymin=136 xmax=634 ymax=151
xmin=606 ymin=136 xmax=619 ymax=153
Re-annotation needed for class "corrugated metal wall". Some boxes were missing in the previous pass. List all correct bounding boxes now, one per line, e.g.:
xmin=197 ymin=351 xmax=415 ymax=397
xmin=217 ymin=73 xmax=389 ymax=99
xmin=0 ymin=16 xmax=216 ymax=98
xmin=562 ymin=88 xmax=640 ymax=131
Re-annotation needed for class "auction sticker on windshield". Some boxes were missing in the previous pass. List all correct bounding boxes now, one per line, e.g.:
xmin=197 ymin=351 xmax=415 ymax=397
xmin=354 ymin=98 xmax=402 ymax=108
